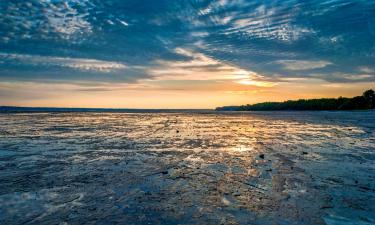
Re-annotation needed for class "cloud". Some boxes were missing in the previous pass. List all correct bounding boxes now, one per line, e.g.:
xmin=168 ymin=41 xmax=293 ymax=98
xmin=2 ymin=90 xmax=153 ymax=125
xmin=226 ymin=4 xmax=315 ymax=42
xmin=0 ymin=0 xmax=375 ymax=86
xmin=147 ymin=48 xmax=236 ymax=80
xmin=118 ymin=19 xmax=129 ymax=27
xmin=0 ymin=1 xmax=93 ymax=43
xmin=311 ymin=72 xmax=375 ymax=83
xmin=276 ymin=60 xmax=332 ymax=71
xmin=0 ymin=53 xmax=126 ymax=73
xmin=358 ymin=66 xmax=375 ymax=74
xmin=145 ymin=48 xmax=276 ymax=87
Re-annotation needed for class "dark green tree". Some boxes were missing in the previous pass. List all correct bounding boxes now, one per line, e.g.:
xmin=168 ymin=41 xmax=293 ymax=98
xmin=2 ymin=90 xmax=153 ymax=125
xmin=363 ymin=89 xmax=374 ymax=108
xmin=216 ymin=89 xmax=375 ymax=111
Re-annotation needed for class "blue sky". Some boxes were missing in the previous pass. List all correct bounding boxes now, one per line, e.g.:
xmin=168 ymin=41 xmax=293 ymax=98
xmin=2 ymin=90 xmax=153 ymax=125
xmin=0 ymin=0 xmax=374 ymax=108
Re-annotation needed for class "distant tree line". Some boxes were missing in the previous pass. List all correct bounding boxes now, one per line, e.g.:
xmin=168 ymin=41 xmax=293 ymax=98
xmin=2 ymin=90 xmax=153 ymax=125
xmin=216 ymin=89 xmax=375 ymax=111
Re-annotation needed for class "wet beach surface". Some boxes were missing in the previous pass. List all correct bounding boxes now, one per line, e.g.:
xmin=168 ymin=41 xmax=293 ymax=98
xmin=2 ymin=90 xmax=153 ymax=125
xmin=0 ymin=111 xmax=374 ymax=225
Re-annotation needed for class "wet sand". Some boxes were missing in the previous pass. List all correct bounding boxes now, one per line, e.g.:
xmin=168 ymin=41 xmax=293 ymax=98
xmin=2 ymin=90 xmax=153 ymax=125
xmin=0 ymin=111 xmax=374 ymax=224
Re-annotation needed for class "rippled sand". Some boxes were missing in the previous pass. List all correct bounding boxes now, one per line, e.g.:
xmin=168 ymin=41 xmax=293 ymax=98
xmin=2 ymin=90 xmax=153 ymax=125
xmin=0 ymin=111 xmax=374 ymax=225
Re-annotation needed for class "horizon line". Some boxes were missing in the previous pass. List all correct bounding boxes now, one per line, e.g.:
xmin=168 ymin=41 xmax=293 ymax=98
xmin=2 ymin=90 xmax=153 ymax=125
xmin=0 ymin=106 xmax=213 ymax=111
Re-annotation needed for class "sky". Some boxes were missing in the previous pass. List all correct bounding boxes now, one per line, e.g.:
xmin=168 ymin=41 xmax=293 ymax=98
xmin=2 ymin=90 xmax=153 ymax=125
xmin=0 ymin=0 xmax=375 ymax=108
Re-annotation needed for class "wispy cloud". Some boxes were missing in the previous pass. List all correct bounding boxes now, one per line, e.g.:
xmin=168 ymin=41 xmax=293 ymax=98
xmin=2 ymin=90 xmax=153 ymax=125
xmin=117 ymin=19 xmax=129 ymax=27
xmin=358 ymin=66 xmax=375 ymax=74
xmin=311 ymin=72 xmax=375 ymax=83
xmin=197 ymin=2 xmax=315 ymax=42
xmin=276 ymin=60 xmax=332 ymax=71
xmin=0 ymin=53 xmax=126 ymax=73
xmin=146 ymin=48 xmax=275 ymax=87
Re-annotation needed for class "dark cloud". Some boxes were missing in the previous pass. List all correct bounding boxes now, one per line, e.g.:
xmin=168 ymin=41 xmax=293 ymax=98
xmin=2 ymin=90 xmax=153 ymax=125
xmin=0 ymin=0 xmax=374 ymax=83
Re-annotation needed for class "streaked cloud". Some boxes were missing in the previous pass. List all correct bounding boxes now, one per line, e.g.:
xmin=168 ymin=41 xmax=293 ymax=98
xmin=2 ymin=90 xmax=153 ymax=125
xmin=145 ymin=48 xmax=275 ymax=87
xmin=0 ymin=53 xmax=126 ymax=73
xmin=359 ymin=66 xmax=375 ymax=74
xmin=276 ymin=60 xmax=332 ymax=71
xmin=227 ymin=5 xmax=315 ymax=42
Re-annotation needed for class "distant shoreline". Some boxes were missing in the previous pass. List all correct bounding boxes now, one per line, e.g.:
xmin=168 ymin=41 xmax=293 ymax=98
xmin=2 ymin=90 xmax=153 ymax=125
xmin=0 ymin=106 xmax=213 ymax=114
xmin=216 ymin=90 xmax=374 ymax=111
xmin=1 ymin=106 xmax=374 ymax=114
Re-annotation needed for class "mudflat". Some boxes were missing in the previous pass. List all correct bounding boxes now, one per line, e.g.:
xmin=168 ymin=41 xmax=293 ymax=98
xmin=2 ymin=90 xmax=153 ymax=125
xmin=0 ymin=111 xmax=374 ymax=225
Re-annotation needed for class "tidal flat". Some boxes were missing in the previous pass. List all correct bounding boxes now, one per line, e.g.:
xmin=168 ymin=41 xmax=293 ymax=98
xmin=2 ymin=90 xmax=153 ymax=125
xmin=0 ymin=111 xmax=374 ymax=225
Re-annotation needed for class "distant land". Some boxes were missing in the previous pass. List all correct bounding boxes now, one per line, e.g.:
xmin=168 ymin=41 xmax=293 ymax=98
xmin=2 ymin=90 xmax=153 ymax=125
xmin=216 ymin=89 xmax=375 ymax=111
xmin=0 ymin=107 xmax=211 ymax=113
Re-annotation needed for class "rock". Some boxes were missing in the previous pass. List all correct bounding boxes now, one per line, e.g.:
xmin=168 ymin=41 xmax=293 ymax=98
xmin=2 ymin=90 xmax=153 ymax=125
xmin=359 ymin=186 xmax=371 ymax=191
xmin=259 ymin=154 xmax=265 ymax=159
xmin=221 ymin=196 xmax=231 ymax=206
xmin=320 ymin=205 xmax=333 ymax=209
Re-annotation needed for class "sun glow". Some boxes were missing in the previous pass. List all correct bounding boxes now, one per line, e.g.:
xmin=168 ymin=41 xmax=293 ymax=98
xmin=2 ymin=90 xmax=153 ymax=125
xmin=237 ymin=79 xmax=277 ymax=87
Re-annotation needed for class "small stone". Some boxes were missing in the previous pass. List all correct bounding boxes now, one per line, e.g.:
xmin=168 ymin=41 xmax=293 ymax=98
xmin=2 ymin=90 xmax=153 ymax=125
xmin=320 ymin=205 xmax=333 ymax=209
xmin=259 ymin=154 xmax=265 ymax=159
xmin=359 ymin=186 xmax=371 ymax=191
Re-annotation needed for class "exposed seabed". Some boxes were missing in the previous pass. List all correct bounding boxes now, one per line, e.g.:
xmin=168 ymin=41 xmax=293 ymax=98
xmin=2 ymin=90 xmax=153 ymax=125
xmin=0 ymin=111 xmax=374 ymax=224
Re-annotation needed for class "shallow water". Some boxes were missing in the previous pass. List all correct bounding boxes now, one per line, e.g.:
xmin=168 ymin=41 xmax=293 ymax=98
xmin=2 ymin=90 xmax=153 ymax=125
xmin=0 ymin=111 xmax=374 ymax=225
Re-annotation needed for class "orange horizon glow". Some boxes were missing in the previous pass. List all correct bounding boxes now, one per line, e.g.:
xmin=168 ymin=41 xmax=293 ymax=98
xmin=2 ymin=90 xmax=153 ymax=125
xmin=1 ymin=79 xmax=373 ymax=109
